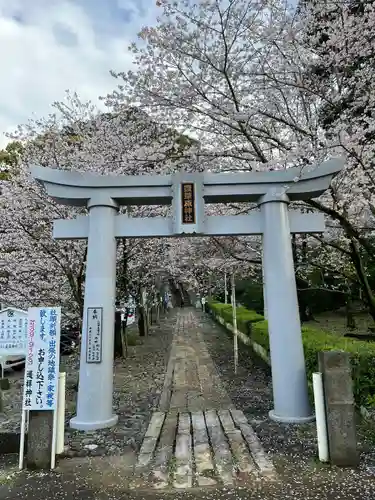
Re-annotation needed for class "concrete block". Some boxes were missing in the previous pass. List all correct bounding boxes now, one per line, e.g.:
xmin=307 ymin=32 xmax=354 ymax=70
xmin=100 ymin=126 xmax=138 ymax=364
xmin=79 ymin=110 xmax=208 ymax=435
xmin=26 ymin=410 xmax=54 ymax=469
xmin=318 ymin=351 xmax=359 ymax=467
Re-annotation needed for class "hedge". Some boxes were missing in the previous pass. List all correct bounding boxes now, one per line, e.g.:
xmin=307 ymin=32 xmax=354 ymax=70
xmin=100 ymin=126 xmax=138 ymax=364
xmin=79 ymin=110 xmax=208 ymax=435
xmin=208 ymin=300 xmax=375 ymax=408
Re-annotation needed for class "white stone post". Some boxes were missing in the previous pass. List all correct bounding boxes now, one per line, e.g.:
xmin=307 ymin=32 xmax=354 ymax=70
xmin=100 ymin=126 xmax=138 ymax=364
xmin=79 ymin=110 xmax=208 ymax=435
xmin=70 ymin=196 xmax=119 ymax=431
xmin=260 ymin=190 xmax=313 ymax=424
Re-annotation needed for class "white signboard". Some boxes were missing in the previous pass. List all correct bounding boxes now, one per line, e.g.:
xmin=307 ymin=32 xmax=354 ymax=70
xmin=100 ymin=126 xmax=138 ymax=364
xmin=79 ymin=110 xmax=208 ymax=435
xmin=0 ymin=308 xmax=28 ymax=356
xmin=22 ymin=307 xmax=61 ymax=411
xmin=86 ymin=307 xmax=103 ymax=364
xmin=124 ymin=297 xmax=136 ymax=326
xmin=126 ymin=309 xmax=135 ymax=326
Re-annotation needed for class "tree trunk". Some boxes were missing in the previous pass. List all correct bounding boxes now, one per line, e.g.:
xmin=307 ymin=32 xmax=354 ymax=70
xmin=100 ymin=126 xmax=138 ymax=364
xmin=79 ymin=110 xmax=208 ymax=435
xmin=138 ymin=306 xmax=146 ymax=337
xmin=114 ymin=311 xmax=123 ymax=357
xmin=349 ymin=240 xmax=375 ymax=322
xmin=145 ymin=308 xmax=150 ymax=335
xmin=121 ymin=316 xmax=128 ymax=359
xmin=346 ymin=299 xmax=356 ymax=329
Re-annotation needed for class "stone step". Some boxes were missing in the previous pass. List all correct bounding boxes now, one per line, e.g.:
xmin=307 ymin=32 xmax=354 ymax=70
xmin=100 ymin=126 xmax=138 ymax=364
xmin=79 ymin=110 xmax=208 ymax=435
xmin=150 ymin=413 xmax=177 ymax=488
xmin=135 ymin=411 xmax=165 ymax=470
xmin=191 ymin=411 xmax=217 ymax=486
xmin=135 ymin=408 xmax=276 ymax=490
xmin=204 ymin=409 xmax=235 ymax=486
xmin=218 ymin=410 xmax=257 ymax=477
xmin=230 ymin=409 xmax=276 ymax=478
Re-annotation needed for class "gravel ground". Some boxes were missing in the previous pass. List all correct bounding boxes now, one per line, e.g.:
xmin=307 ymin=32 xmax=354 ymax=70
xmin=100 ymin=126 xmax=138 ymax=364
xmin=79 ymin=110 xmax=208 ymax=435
xmin=0 ymin=313 xmax=174 ymax=458
xmin=197 ymin=310 xmax=375 ymax=499
xmin=2 ymin=308 xmax=375 ymax=499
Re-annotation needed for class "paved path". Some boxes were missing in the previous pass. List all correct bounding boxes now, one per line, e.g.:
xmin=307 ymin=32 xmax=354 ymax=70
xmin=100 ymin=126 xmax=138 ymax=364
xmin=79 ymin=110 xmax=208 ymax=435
xmin=159 ymin=310 xmax=234 ymax=413
xmin=134 ymin=309 xmax=275 ymax=489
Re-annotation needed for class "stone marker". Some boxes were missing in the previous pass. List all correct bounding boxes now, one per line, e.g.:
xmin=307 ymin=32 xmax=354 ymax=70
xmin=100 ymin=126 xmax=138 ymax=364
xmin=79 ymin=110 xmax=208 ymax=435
xmin=26 ymin=410 xmax=54 ymax=469
xmin=318 ymin=351 xmax=359 ymax=467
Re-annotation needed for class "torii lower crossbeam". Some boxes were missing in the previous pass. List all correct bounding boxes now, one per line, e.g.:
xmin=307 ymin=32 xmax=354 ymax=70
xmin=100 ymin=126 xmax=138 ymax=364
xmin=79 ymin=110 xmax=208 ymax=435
xmin=53 ymin=212 xmax=325 ymax=239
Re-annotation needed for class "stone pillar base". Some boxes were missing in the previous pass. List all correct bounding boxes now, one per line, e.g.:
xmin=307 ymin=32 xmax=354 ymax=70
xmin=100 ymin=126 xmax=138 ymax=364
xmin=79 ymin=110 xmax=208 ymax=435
xmin=70 ymin=414 xmax=118 ymax=431
xmin=269 ymin=409 xmax=315 ymax=425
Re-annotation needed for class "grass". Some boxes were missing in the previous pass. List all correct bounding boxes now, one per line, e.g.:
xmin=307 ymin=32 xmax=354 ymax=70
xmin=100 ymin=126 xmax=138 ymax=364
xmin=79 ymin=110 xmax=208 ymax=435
xmin=304 ymin=310 xmax=374 ymax=338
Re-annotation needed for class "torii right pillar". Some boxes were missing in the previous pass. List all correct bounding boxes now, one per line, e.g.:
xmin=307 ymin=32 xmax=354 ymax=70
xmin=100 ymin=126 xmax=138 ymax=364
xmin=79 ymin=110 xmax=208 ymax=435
xmin=260 ymin=188 xmax=313 ymax=423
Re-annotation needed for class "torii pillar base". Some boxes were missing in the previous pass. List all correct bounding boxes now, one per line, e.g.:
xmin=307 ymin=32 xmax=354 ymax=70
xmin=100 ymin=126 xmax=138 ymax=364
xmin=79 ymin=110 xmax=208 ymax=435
xmin=70 ymin=415 xmax=118 ymax=431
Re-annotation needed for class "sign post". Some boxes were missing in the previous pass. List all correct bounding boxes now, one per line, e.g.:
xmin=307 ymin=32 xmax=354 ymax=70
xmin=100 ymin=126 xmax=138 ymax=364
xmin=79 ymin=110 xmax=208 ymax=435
xmin=19 ymin=307 xmax=61 ymax=470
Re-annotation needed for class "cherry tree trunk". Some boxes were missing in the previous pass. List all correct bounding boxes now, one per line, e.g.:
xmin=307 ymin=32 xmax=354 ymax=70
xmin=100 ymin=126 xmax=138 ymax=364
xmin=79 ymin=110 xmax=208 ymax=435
xmin=350 ymin=240 xmax=375 ymax=323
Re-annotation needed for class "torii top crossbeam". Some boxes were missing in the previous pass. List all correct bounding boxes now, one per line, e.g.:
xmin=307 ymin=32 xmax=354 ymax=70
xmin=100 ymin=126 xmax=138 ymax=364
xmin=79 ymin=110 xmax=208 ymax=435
xmin=31 ymin=158 xmax=344 ymax=207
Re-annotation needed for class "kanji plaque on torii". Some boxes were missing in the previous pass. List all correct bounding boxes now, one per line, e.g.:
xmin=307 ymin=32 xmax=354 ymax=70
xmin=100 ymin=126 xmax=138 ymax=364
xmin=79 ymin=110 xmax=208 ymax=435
xmin=181 ymin=183 xmax=196 ymax=224
xmin=31 ymin=158 xmax=344 ymax=430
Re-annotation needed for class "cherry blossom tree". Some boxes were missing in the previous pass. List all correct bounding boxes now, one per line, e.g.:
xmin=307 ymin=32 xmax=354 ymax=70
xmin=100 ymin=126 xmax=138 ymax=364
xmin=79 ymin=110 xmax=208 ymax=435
xmin=107 ymin=0 xmax=320 ymax=172
xmin=298 ymin=0 xmax=375 ymax=316
xmin=105 ymin=0 xmax=375 ymax=320
xmin=0 ymin=92 xmax=198 ymax=323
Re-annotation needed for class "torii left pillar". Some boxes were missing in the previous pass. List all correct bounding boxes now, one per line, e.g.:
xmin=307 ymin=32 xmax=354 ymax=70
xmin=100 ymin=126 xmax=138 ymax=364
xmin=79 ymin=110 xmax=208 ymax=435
xmin=71 ymin=195 xmax=119 ymax=430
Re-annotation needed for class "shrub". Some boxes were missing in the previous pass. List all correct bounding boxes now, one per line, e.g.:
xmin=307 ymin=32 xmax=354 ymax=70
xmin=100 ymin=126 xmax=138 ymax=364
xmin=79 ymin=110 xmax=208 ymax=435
xmin=209 ymin=301 xmax=375 ymax=408
xmin=207 ymin=300 xmax=264 ymax=332
xmin=251 ymin=321 xmax=375 ymax=408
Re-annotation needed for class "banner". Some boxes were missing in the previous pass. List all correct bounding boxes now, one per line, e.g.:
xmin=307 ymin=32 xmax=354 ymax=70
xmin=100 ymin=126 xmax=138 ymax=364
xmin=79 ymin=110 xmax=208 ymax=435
xmin=22 ymin=307 xmax=61 ymax=411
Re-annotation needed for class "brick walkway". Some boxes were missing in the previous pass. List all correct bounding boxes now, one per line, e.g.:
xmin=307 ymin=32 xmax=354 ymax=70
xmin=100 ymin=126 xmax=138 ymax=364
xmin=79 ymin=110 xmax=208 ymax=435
xmin=134 ymin=309 xmax=275 ymax=490
xmin=159 ymin=310 xmax=234 ymax=413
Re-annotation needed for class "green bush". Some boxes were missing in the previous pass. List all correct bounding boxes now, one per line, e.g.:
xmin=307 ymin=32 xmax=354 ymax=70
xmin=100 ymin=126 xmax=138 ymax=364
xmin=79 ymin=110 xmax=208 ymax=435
xmin=209 ymin=301 xmax=375 ymax=408
xmin=208 ymin=301 xmax=232 ymax=313
xmin=251 ymin=321 xmax=375 ymax=408
xmin=208 ymin=300 xmax=264 ymax=333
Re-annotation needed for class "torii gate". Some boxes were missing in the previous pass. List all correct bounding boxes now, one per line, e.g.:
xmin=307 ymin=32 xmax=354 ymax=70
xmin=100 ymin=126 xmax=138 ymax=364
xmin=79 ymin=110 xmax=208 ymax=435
xmin=31 ymin=158 xmax=344 ymax=431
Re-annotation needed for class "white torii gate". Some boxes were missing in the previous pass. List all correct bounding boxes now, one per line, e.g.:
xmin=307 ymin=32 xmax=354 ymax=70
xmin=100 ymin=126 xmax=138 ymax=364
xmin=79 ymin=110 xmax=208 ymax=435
xmin=31 ymin=158 xmax=343 ymax=430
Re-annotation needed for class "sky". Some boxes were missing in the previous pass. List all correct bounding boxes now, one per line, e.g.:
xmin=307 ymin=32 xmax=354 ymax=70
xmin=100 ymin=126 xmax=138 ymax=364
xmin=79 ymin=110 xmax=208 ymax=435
xmin=0 ymin=0 xmax=159 ymax=147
